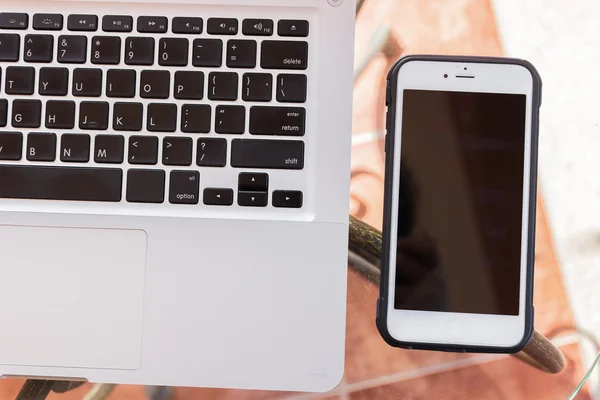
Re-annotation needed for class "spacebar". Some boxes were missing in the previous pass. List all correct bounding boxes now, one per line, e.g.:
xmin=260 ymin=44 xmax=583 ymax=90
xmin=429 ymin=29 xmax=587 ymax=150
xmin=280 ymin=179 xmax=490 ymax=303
xmin=0 ymin=165 xmax=123 ymax=202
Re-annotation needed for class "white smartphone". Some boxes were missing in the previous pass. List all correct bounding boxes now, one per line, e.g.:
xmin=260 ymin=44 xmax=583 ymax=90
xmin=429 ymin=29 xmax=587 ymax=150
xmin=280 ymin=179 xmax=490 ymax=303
xmin=376 ymin=55 xmax=542 ymax=353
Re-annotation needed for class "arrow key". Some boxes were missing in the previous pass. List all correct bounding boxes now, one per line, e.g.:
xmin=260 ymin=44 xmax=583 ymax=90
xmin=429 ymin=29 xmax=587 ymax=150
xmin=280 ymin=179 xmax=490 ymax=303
xmin=204 ymin=188 xmax=234 ymax=206
xmin=238 ymin=191 xmax=268 ymax=207
xmin=238 ymin=172 xmax=268 ymax=192
xmin=129 ymin=135 xmax=158 ymax=165
xmin=273 ymin=190 xmax=303 ymax=208
xmin=162 ymin=136 xmax=192 ymax=166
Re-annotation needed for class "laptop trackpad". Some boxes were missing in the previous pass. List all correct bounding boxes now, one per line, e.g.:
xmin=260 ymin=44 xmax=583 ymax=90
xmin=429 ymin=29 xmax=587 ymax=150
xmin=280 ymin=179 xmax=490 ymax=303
xmin=0 ymin=225 xmax=146 ymax=370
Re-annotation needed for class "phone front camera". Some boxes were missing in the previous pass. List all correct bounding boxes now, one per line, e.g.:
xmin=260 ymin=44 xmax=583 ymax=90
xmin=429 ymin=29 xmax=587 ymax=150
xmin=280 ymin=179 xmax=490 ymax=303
xmin=443 ymin=74 xmax=448 ymax=78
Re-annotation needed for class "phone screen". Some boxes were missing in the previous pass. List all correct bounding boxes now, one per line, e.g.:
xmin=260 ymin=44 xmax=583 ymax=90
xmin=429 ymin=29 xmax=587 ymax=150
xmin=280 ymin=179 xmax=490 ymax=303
xmin=394 ymin=89 xmax=527 ymax=316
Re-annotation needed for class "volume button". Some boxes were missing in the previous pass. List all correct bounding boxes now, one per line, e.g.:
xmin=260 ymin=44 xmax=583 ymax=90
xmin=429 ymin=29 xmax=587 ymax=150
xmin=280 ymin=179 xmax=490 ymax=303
xmin=385 ymin=108 xmax=392 ymax=153
xmin=385 ymin=80 xmax=392 ymax=105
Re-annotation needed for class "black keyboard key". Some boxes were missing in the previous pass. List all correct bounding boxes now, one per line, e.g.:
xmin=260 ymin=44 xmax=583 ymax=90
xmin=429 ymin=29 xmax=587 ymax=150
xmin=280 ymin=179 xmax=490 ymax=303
xmin=73 ymin=68 xmax=102 ymax=97
xmin=45 ymin=100 xmax=75 ymax=129
xmin=0 ymin=34 xmax=20 ymax=61
xmin=226 ymin=39 xmax=257 ymax=68
xmin=273 ymin=190 xmax=303 ymax=208
xmin=0 ymin=13 xmax=28 ymax=30
xmin=238 ymin=191 xmax=267 ymax=207
xmin=277 ymin=74 xmax=307 ymax=103
xmin=137 ymin=16 xmax=168 ymax=33
xmin=91 ymin=36 xmax=121 ymax=64
xmin=192 ymin=39 xmax=222 ymax=67
xmin=249 ymin=106 xmax=306 ymax=136
xmin=5 ymin=66 xmax=35 ymax=95
xmin=238 ymin=172 xmax=268 ymax=191
xmin=162 ymin=136 xmax=192 ymax=166
xmin=231 ymin=139 xmax=304 ymax=170
xmin=242 ymin=19 xmax=273 ymax=36
xmin=102 ymin=15 xmax=133 ymax=33
xmin=197 ymin=138 xmax=227 ymax=167
xmin=0 ymin=132 xmax=23 ymax=160
xmin=208 ymin=72 xmax=238 ymax=101
xmin=113 ymin=102 xmax=143 ymax=131
xmin=215 ymin=105 xmax=245 ymax=134
xmin=181 ymin=104 xmax=211 ymax=133
xmin=125 ymin=37 xmax=155 ymax=66
xmin=126 ymin=169 xmax=165 ymax=204
xmin=60 ymin=133 xmax=91 ymax=163
xmin=67 ymin=14 xmax=98 ymax=32
xmin=0 ymin=165 xmax=122 ymax=202
xmin=79 ymin=101 xmax=109 ymax=130
xmin=0 ymin=99 xmax=7 ymax=127
xmin=169 ymin=170 xmax=200 ymax=205
xmin=159 ymin=38 xmax=188 ymax=66
xmin=129 ymin=135 xmax=158 ymax=165
xmin=147 ymin=103 xmax=177 ymax=132
xmin=172 ymin=17 xmax=203 ymax=34
xmin=106 ymin=69 xmax=136 ymax=98
xmin=174 ymin=71 xmax=204 ymax=100
xmin=24 ymin=34 xmax=54 ymax=63
xmin=261 ymin=41 xmax=308 ymax=70
xmin=33 ymin=14 xmax=63 ymax=31
xmin=94 ymin=134 xmax=124 ymax=164
xmin=141 ymin=70 xmax=170 ymax=99
xmin=12 ymin=100 xmax=41 ymax=128
xmin=207 ymin=18 xmax=238 ymax=35
xmin=243 ymin=73 xmax=272 ymax=102
xmin=278 ymin=20 xmax=309 ymax=37
xmin=27 ymin=132 xmax=57 ymax=162
xmin=39 ymin=67 xmax=69 ymax=96
xmin=204 ymin=188 xmax=233 ymax=206
xmin=58 ymin=35 xmax=87 ymax=64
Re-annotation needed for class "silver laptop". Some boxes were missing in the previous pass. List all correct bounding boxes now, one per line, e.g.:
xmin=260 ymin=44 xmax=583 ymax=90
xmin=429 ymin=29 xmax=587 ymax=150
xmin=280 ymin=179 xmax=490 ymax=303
xmin=0 ymin=0 xmax=355 ymax=393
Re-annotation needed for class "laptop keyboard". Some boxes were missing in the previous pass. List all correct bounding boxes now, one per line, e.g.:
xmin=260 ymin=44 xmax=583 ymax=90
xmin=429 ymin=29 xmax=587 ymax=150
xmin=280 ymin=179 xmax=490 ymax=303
xmin=0 ymin=11 xmax=309 ymax=210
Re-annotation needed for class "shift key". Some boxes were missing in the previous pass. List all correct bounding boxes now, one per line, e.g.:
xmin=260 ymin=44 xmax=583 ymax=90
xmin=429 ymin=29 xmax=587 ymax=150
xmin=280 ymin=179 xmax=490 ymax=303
xmin=249 ymin=106 xmax=305 ymax=136
xmin=231 ymin=139 xmax=304 ymax=170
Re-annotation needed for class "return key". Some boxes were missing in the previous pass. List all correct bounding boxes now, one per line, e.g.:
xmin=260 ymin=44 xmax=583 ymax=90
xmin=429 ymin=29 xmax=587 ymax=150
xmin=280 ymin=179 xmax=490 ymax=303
xmin=249 ymin=106 xmax=306 ymax=136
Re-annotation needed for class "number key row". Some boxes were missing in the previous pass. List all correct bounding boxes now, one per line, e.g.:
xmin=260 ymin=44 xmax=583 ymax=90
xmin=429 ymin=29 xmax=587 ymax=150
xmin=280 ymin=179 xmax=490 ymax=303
xmin=0 ymin=34 xmax=307 ymax=69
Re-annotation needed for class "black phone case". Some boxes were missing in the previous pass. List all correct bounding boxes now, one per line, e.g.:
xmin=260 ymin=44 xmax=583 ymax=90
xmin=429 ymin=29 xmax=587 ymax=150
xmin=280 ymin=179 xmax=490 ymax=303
xmin=376 ymin=54 xmax=542 ymax=354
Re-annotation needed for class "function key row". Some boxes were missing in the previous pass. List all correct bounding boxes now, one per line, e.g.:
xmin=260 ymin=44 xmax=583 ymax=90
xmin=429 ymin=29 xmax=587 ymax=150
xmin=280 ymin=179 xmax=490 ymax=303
xmin=0 ymin=132 xmax=305 ymax=170
xmin=0 ymin=13 xmax=309 ymax=36
xmin=0 ymin=35 xmax=308 ymax=70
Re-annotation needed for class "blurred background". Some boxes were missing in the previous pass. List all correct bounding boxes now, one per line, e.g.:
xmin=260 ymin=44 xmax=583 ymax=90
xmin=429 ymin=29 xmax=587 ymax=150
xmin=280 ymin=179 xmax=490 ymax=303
xmin=1 ymin=0 xmax=599 ymax=398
